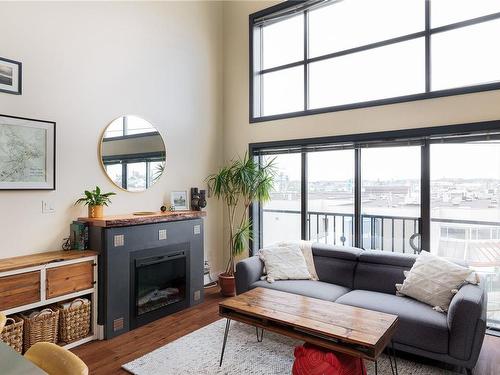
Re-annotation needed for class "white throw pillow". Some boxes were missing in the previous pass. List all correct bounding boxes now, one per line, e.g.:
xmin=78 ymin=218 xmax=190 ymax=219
xmin=396 ymin=251 xmax=478 ymax=312
xmin=259 ymin=244 xmax=312 ymax=283
xmin=259 ymin=241 xmax=319 ymax=281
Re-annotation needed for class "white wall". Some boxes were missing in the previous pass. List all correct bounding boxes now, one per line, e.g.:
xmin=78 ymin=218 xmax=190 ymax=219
xmin=223 ymin=0 xmax=500 ymax=256
xmin=0 ymin=1 xmax=224 ymax=273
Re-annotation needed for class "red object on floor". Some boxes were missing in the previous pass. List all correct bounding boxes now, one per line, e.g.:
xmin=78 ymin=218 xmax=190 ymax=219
xmin=292 ymin=343 xmax=367 ymax=375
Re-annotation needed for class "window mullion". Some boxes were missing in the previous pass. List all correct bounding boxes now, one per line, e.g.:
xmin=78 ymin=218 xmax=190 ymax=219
xmin=303 ymin=10 xmax=309 ymax=111
xmin=420 ymin=140 xmax=431 ymax=251
xmin=425 ymin=0 xmax=431 ymax=92
xmin=301 ymin=151 xmax=308 ymax=240
xmin=354 ymin=148 xmax=362 ymax=248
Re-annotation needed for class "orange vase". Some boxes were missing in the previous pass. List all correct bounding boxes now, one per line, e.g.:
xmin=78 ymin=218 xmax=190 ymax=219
xmin=88 ymin=205 xmax=104 ymax=218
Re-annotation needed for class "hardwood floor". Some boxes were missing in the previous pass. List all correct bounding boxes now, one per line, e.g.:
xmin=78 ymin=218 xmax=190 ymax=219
xmin=73 ymin=286 xmax=500 ymax=375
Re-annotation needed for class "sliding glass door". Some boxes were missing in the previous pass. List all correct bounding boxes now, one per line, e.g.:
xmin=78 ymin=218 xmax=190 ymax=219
xmin=307 ymin=150 xmax=355 ymax=246
xmin=261 ymin=153 xmax=302 ymax=247
xmin=361 ymin=146 xmax=421 ymax=252
xmin=431 ymin=141 xmax=500 ymax=329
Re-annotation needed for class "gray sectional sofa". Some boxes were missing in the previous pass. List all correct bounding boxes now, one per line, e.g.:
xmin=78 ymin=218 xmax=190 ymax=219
xmin=235 ymin=243 xmax=487 ymax=374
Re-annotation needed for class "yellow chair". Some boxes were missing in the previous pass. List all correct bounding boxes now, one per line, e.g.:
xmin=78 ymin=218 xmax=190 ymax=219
xmin=24 ymin=342 xmax=88 ymax=375
xmin=0 ymin=312 xmax=6 ymax=332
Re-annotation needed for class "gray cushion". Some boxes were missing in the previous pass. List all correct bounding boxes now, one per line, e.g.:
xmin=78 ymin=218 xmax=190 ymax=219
xmin=354 ymin=251 xmax=415 ymax=294
xmin=336 ymin=290 xmax=449 ymax=354
xmin=251 ymin=280 xmax=350 ymax=302
xmin=312 ymin=243 xmax=362 ymax=260
xmin=358 ymin=250 xmax=417 ymax=267
xmin=312 ymin=244 xmax=362 ymax=289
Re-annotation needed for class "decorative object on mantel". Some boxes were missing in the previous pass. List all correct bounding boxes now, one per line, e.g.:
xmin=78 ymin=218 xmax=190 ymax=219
xmin=160 ymin=205 xmax=167 ymax=212
xmin=99 ymin=115 xmax=166 ymax=192
xmin=75 ymin=185 xmax=116 ymax=218
xmin=207 ymin=153 xmax=276 ymax=296
xmin=0 ymin=114 xmax=55 ymax=190
xmin=190 ymin=187 xmax=207 ymax=211
xmin=0 ymin=57 xmax=22 ymax=95
xmin=170 ymin=191 xmax=188 ymax=211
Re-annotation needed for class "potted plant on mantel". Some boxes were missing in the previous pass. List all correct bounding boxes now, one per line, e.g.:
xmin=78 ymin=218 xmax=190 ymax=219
xmin=207 ymin=154 xmax=275 ymax=296
xmin=75 ymin=186 xmax=116 ymax=218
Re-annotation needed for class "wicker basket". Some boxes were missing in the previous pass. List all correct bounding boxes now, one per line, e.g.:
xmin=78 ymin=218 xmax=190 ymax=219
xmin=0 ymin=316 xmax=24 ymax=353
xmin=57 ymin=298 xmax=91 ymax=343
xmin=21 ymin=308 xmax=59 ymax=352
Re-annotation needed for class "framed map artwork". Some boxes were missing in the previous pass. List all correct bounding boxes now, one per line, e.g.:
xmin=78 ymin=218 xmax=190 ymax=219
xmin=0 ymin=115 xmax=55 ymax=190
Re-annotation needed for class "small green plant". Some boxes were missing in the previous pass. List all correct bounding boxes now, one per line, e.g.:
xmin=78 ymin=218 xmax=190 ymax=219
xmin=75 ymin=186 xmax=116 ymax=207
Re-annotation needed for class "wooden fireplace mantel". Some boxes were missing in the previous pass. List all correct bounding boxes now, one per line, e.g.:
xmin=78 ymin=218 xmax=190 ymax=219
xmin=78 ymin=210 xmax=206 ymax=228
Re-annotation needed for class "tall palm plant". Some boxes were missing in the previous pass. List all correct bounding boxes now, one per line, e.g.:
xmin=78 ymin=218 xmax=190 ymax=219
xmin=208 ymin=153 xmax=276 ymax=276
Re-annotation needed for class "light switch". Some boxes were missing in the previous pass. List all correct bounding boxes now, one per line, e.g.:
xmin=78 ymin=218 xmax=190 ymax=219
xmin=114 ymin=234 xmax=124 ymax=247
xmin=42 ymin=200 xmax=56 ymax=214
xmin=159 ymin=229 xmax=167 ymax=240
xmin=193 ymin=225 xmax=201 ymax=235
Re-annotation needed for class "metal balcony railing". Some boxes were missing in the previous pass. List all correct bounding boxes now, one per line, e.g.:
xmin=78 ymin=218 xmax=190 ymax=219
xmin=262 ymin=208 xmax=500 ymax=254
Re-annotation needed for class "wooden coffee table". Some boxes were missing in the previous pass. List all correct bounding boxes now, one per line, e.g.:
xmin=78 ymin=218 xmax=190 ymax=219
xmin=219 ymin=287 xmax=400 ymax=375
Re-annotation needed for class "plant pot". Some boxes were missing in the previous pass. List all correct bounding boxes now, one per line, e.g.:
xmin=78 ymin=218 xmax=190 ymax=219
xmin=219 ymin=273 xmax=236 ymax=297
xmin=88 ymin=204 xmax=104 ymax=218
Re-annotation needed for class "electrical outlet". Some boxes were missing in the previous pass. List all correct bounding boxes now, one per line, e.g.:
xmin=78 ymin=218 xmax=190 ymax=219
xmin=42 ymin=200 xmax=55 ymax=214
xmin=114 ymin=234 xmax=124 ymax=247
xmin=158 ymin=229 xmax=167 ymax=240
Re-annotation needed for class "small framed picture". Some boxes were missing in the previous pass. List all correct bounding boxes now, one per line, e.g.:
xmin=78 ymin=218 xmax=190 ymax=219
xmin=0 ymin=57 xmax=22 ymax=95
xmin=171 ymin=191 xmax=188 ymax=211
xmin=0 ymin=114 xmax=56 ymax=190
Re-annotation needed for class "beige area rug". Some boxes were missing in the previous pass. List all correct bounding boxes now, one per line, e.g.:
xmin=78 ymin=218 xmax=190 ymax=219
xmin=123 ymin=319 xmax=461 ymax=374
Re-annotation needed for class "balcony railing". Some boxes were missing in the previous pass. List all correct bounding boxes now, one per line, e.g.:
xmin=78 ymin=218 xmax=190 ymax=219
xmin=262 ymin=208 xmax=421 ymax=253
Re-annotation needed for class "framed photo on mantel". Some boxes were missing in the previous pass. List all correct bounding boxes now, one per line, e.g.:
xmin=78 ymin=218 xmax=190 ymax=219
xmin=171 ymin=191 xmax=188 ymax=211
xmin=0 ymin=114 xmax=56 ymax=190
xmin=0 ymin=57 xmax=22 ymax=95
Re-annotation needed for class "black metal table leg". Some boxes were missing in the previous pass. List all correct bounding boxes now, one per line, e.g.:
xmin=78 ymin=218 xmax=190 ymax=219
xmin=256 ymin=326 xmax=264 ymax=342
xmin=391 ymin=340 xmax=398 ymax=375
xmin=386 ymin=340 xmax=399 ymax=375
xmin=219 ymin=319 xmax=231 ymax=367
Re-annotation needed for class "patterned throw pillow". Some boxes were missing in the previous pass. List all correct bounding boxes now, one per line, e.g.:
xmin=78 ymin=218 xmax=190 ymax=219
xmin=396 ymin=251 xmax=478 ymax=312
xmin=259 ymin=244 xmax=312 ymax=283
xmin=259 ymin=241 xmax=319 ymax=281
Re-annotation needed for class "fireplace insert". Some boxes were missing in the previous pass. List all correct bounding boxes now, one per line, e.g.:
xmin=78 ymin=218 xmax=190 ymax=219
xmin=130 ymin=248 xmax=189 ymax=329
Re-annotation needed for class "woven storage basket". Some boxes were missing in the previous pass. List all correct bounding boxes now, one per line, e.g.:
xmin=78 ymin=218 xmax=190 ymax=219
xmin=21 ymin=308 xmax=59 ymax=352
xmin=57 ymin=298 xmax=91 ymax=343
xmin=0 ymin=316 xmax=24 ymax=353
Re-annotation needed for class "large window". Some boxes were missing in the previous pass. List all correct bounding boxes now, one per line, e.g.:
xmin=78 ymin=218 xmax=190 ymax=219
xmin=262 ymin=153 xmax=302 ymax=246
xmin=250 ymin=0 xmax=500 ymax=122
xmin=251 ymin=121 xmax=500 ymax=330
xmin=431 ymin=141 xmax=500 ymax=330
xmin=361 ymin=146 xmax=421 ymax=252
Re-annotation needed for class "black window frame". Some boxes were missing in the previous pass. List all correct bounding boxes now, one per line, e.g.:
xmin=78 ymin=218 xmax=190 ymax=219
xmin=249 ymin=0 xmax=500 ymax=123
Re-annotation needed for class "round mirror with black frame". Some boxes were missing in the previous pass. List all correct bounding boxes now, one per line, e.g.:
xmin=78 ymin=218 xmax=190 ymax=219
xmin=100 ymin=115 xmax=166 ymax=192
